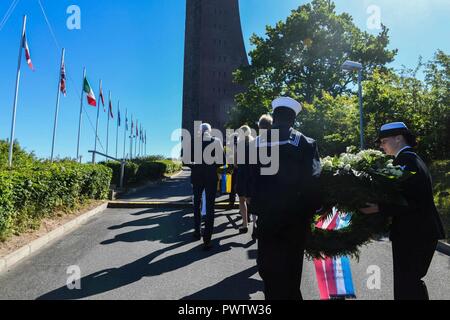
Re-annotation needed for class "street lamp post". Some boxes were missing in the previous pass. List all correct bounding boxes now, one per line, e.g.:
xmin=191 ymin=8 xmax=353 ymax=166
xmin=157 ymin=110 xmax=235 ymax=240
xmin=342 ymin=60 xmax=365 ymax=150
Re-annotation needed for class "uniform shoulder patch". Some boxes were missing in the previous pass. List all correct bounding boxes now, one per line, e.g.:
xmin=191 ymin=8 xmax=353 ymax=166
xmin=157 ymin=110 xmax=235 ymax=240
xmin=288 ymin=130 xmax=302 ymax=147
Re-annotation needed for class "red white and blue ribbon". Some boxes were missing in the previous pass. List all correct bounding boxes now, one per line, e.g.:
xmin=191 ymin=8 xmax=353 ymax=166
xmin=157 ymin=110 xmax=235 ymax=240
xmin=314 ymin=208 xmax=356 ymax=300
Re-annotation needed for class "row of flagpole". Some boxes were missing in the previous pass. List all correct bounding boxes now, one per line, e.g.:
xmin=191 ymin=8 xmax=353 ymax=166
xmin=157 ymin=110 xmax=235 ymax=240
xmin=7 ymin=15 xmax=149 ymax=167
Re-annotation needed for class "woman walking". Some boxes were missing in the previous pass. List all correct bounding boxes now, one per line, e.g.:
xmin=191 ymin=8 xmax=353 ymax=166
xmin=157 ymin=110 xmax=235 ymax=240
xmin=235 ymin=125 xmax=255 ymax=234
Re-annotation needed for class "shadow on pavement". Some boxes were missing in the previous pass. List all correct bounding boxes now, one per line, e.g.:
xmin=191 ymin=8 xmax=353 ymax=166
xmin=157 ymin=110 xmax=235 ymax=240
xmin=37 ymin=205 xmax=256 ymax=300
xmin=102 ymin=209 xmax=243 ymax=246
xmin=182 ymin=266 xmax=263 ymax=300
xmin=37 ymin=233 xmax=254 ymax=300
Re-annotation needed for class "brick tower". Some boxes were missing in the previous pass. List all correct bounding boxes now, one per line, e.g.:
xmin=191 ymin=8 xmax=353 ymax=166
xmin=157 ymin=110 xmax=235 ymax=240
xmin=182 ymin=0 xmax=249 ymax=137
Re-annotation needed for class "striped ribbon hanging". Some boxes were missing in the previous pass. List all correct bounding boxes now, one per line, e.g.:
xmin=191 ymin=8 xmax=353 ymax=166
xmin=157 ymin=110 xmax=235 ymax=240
xmin=313 ymin=208 xmax=356 ymax=300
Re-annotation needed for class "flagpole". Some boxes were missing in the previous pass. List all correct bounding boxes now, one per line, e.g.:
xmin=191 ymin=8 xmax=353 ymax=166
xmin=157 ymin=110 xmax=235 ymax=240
xmin=134 ymin=122 xmax=138 ymax=159
xmin=93 ymin=79 xmax=102 ymax=163
xmin=106 ymin=91 xmax=111 ymax=157
xmin=8 ymin=15 xmax=27 ymax=168
xmin=140 ymin=126 xmax=142 ymax=156
xmin=130 ymin=115 xmax=134 ymax=160
xmin=138 ymin=125 xmax=141 ymax=157
xmin=76 ymin=67 xmax=86 ymax=163
xmin=50 ymin=48 xmax=65 ymax=163
xmin=115 ymin=100 xmax=120 ymax=159
xmin=140 ymin=125 xmax=143 ymax=156
xmin=123 ymin=109 xmax=127 ymax=160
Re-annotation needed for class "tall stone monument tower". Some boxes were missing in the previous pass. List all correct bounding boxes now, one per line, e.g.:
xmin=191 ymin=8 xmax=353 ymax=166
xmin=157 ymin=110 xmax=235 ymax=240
xmin=182 ymin=0 xmax=249 ymax=137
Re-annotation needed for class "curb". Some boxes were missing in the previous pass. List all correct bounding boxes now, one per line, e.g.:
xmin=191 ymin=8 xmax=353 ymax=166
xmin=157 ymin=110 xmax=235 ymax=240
xmin=0 ymin=202 xmax=109 ymax=275
xmin=168 ymin=170 xmax=184 ymax=179
xmin=437 ymin=241 xmax=450 ymax=256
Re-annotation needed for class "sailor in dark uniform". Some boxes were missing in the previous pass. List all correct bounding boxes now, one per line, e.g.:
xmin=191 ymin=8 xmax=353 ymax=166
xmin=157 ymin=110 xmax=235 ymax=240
xmin=360 ymin=122 xmax=446 ymax=300
xmin=250 ymin=97 xmax=322 ymax=300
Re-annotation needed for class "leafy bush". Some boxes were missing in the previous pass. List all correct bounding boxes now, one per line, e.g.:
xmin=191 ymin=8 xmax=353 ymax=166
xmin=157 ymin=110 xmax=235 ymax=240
xmin=0 ymin=140 xmax=36 ymax=170
xmin=101 ymin=161 xmax=139 ymax=186
xmin=0 ymin=157 xmax=112 ymax=241
xmin=101 ymin=158 xmax=182 ymax=187
xmin=431 ymin=160 xmax=450 ymax=240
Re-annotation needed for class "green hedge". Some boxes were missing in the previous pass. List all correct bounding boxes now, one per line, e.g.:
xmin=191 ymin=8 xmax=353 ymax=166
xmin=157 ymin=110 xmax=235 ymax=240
xmin=101 ymin=158 xmax=182 ymax=187
xmin=0 ymin=161 xmax=112 ymax=241
xmin=431 ymin=160 xmax=450 ymax=240
xmin=101 ymin=161 xmax=140 ymax=186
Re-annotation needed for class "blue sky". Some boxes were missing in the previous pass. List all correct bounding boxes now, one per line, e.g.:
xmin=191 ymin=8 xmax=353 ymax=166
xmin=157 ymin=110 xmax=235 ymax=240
xmin=0 ymin=0 xmax=449 ymax=161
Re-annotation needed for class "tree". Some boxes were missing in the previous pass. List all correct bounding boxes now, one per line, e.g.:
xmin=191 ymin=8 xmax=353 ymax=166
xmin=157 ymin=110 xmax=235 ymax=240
xmin=301 ymin=92 xmax=359 ymax=155
xmin=229 ymin=0 xmax=397 ymax=129
xmin=363 ymin=53 xmax=449 ymax=162
xmin=423 ymin=50 xmax=450 ymax=160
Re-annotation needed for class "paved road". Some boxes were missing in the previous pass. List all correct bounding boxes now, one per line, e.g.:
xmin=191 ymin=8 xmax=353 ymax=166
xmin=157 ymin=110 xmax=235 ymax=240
xmin=119 ymin=170 xmax=193 ymax=203
xmin=0 ymin=170 xmax=449 ymax=300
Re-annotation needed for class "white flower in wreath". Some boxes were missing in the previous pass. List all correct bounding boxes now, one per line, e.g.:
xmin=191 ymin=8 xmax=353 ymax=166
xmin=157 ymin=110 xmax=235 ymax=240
xmin=322 ymin=159 xmax=334 ymax=171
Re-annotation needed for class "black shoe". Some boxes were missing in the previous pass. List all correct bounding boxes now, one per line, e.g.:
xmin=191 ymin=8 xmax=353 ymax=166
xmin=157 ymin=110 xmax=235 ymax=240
xmin=239 ymin=226 xmax=248 ymax=234
xmin=203 ymin=241 xmax=213 ymax=251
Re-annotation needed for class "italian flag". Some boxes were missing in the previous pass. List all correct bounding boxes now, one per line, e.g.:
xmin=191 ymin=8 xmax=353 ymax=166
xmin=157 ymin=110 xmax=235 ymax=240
xmin=83 ymin=77 xmax=97 ymax=107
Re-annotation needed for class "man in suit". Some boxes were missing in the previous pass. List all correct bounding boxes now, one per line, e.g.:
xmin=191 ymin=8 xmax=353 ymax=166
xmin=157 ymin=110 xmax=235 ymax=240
xmin=183 ymin=123 xmax=225 ymax=250
xmin=250 ymin=97 xmax=322 ymax=300
xmin=360 ymin=122 xmax=446 ymax=300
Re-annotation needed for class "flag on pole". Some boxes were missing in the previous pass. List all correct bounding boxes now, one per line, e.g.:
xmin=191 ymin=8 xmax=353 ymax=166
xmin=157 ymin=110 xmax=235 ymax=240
xmin=118 ymin=109 xmax=121 ymax=127
xmin=60 ymin=62 xmax=66 ymax=96
xmin=131 ymin=119 xmax=134 ymax=135
xmin=23 ymin=34 xmax=34 ymax=70
xmin=136 ymin=120 xmax=139 ymax=137
xmin=83 ymin=77 xmax=97 ymax=106
xmin=126 ymin=114 xmax=128 ymax=131
xmin=109 ymin=98 xmax=114 ymax=119
xmin=99 ymin=83 xmax=105 ymax=111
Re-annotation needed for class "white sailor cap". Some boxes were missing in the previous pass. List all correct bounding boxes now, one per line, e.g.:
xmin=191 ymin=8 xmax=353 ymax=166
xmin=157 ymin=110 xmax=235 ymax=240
xmin=199 ymin=123 xmax=212 ymax=133
xmin=377 ymin=122 xmax=417 ymax=146
xmin=381 ymin=122 xmax=408 ymax=132
xmin=272 ymin=97 xmax=303 ymax=116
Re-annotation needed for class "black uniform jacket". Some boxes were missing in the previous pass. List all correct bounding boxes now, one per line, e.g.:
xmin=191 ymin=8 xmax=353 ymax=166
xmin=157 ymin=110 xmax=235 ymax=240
xmin=249 ymin=126 xmax=322 ymax=238
xmin=380 ymin=147 xmax=446 ymax=243
xmin=181 ymin=133 xmax=224 ymax=185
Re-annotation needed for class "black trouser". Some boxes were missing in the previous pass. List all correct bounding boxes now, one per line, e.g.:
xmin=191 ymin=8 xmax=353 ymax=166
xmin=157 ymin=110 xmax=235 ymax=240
xmin=257 ymin=233 xmax=304 ymax=300
xmin=228 ymin=170 xmax=238 ymax=205
xmin=192 ymin=179 xmax=217 ymax=243
xmin=392 ymin=239 xmax=437 ymax=300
